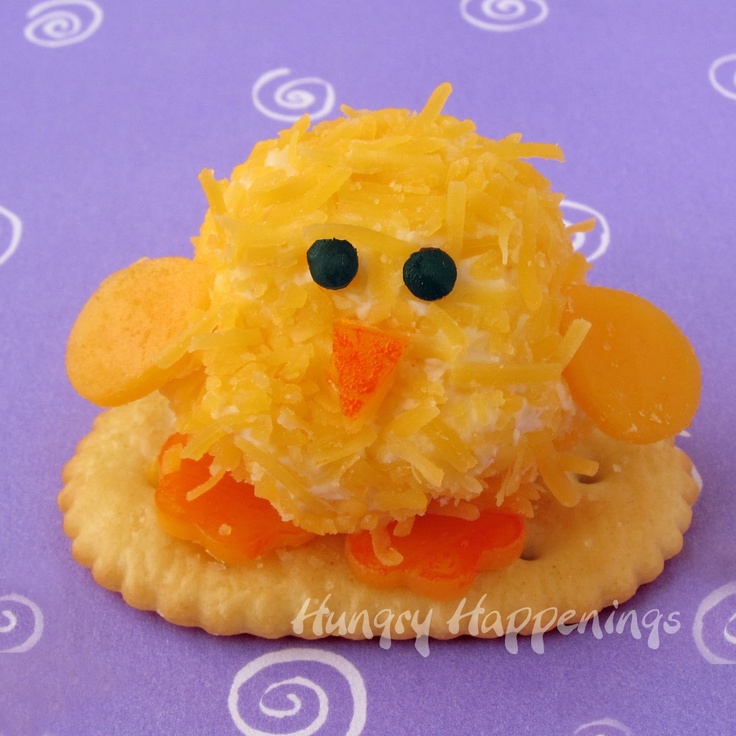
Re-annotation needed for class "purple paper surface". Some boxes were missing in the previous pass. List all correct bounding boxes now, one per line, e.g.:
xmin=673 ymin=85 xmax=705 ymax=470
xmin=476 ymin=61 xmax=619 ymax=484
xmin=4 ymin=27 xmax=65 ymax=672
xmin=1 ymin=1 xmax=735 ymax=734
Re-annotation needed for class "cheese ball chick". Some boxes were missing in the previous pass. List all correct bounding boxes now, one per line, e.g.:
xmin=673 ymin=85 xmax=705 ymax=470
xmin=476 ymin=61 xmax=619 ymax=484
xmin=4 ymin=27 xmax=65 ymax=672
xmin=66 ymin=84 xmax=700 ymax=544
xmin=183 ymin=85 xmax=588 ymax=535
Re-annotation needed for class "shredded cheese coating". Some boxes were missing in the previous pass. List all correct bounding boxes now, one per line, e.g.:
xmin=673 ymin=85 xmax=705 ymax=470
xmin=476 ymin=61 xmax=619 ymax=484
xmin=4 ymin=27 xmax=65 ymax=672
xmin=159 ymin=84 xmax=593 ymax=535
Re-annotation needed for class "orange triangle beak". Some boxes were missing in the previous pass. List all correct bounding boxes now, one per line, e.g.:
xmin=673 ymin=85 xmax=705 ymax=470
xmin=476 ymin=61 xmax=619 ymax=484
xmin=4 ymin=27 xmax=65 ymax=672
xmin=331 ymin=321 xmax=408 ymax=418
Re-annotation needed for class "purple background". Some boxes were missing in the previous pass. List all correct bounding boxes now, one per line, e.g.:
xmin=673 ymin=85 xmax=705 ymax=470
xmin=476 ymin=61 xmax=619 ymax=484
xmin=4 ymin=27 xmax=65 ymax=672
xmin=2 ymin=1 xmax=735 ymax=734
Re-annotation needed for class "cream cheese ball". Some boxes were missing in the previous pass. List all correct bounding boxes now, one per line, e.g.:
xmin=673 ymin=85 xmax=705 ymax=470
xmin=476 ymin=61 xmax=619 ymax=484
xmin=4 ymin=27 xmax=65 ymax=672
xmin=169 ymin=83 xmax=591 ymax=535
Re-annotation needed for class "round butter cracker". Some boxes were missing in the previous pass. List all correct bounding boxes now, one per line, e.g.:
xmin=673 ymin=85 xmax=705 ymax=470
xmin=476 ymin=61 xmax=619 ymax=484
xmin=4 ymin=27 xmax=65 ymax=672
xmin=59 ymin=392 xmax=699 ymax=639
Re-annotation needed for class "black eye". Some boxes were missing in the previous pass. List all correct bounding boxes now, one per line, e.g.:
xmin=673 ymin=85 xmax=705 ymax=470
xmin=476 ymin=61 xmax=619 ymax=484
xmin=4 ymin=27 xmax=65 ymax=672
xmin=402 ymin=248 xmax=457 ymax=301
xmin=307 ymin=238 xmax=359 ymax=290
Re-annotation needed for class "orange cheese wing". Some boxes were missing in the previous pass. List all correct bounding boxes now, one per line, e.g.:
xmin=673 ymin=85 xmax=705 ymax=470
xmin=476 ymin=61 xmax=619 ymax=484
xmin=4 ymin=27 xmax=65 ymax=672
xmin=563 ymin=285 xmax=701 ymax=444
xmin=66 ymin=257 xmax=211 ymax=407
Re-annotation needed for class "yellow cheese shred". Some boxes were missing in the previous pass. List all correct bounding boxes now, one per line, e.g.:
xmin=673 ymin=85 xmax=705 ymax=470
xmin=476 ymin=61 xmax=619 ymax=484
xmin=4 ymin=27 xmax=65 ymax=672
xmin=186 ymin=467 xmax=226 ymax=502
xmin=370 ymin=525 xmax=403 ymax=566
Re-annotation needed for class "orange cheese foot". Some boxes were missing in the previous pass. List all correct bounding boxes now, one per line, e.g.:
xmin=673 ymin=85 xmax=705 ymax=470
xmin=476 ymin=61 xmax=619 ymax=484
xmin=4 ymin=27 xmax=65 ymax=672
xmin=154 ymin=435 xmax=526 ymax=597
xmin=345 ymin=511 xmax=526 ymax=600
xmin=154 ymin=435 xmax=314 ymax=565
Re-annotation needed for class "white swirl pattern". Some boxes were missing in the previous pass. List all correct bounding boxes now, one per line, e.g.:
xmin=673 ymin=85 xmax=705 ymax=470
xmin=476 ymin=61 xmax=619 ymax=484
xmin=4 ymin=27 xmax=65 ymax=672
xmin=560 ymin=200 xmax=610 ymax=262
xmin=574 ymin=718 xmax=633 ymax=736
xmin=693 ymin=581 xmax=736 ymax=664
xmin=24 ymin=0 xmax=103 ymax=48
xmin=228 ymin=648 xmax=367 ymax=736
xmin=708 ymin=54 xmax=736 ymax=101
xmin=0 ymin=593 xmax=44 ymax=654
xmin=252 ymin=69 xmax=336 ymax=123
xmin=0 ymin=205 xmax=22 ymax=267
xmin=460 ymin=0 xmax=549 ymax=32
